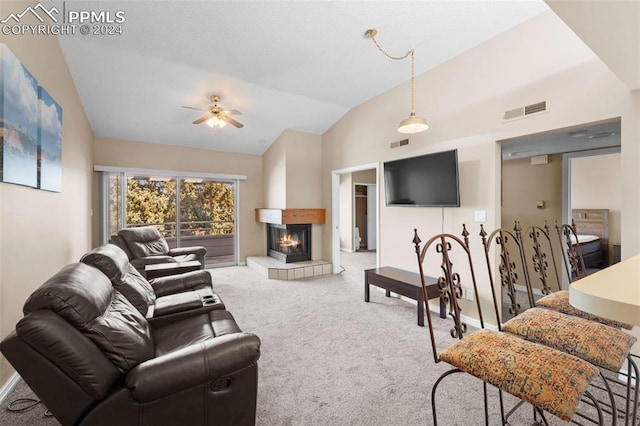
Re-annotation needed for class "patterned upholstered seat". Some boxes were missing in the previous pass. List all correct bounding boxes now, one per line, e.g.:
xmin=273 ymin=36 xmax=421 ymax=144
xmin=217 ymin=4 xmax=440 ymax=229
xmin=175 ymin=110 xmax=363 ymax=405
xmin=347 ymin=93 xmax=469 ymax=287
xmin=503 ymin=307 xmax=636 ymax=371
xmin=440 ymin=329 xmax=600 ymax=421
xmin=485 ymin=223 xmax=639 ymax=425
xmin=535 ymin=290 xmax=633 ymax=330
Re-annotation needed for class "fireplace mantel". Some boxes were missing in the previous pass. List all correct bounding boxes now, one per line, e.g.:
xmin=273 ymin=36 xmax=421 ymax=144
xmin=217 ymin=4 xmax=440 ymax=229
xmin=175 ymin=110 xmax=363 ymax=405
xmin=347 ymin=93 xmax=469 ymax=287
xmin=255 ymin=208 xmax=325 ymax=225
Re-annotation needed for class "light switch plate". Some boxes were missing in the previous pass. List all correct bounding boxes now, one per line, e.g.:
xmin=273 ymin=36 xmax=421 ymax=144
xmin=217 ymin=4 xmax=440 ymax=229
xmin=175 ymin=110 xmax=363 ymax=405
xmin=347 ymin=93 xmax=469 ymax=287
xmin=474 ymin=210 xmax=487 ymax=222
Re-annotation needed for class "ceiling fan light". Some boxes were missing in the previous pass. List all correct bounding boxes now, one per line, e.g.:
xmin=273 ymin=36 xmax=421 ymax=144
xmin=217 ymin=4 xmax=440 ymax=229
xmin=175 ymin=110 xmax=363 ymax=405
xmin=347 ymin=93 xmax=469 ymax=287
xmin=398 ymin=113 xmax=428 ymax=134
xmin=206 ymin=116 xmax=226 ymax=128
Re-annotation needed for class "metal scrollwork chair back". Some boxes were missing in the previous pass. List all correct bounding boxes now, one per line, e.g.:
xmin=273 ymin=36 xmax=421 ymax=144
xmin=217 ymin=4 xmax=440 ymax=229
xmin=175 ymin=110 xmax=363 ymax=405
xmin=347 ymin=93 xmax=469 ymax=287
xmin=479 ymin=225 xmax=534 ymax=320
xmin=412 ymin=225 xmax=483 ymax=362
xmin=413 ymin=225 xmax=604 ymax=426
xmin=555 ymin=219 xmax=588 ymax=282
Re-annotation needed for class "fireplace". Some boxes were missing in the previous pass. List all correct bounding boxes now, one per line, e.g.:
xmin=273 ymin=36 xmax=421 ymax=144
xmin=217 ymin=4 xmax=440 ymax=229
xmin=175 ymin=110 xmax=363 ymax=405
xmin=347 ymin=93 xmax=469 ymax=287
xmin=267 ymin=223 xmax=311 ymax=263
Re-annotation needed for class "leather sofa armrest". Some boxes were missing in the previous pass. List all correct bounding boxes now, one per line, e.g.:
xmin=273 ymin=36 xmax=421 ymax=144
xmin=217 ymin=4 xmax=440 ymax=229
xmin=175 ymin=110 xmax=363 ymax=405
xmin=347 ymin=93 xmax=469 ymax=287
xmin=169 ymin=246 xmax=207 ymax=258
xmin=130 ymin=256 xmax=176 ymax=273
xmin=125 ymin=333 xmax=260 ymax=402
xmin=150 ymin=270 xmax=212 ymax=297
xmin=135 ymin=255 xmax=176 ymax=265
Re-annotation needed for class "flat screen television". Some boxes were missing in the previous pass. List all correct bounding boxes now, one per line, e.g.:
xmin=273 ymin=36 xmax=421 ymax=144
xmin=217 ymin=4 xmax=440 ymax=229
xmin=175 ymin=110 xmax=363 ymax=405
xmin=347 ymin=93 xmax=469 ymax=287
xmin=383 ymin=149 xmax=460 ymax=207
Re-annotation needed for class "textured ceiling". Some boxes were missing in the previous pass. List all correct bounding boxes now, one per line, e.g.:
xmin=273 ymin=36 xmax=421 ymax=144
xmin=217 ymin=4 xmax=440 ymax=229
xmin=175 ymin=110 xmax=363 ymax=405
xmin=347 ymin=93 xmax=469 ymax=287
xmin=54 ymin=0 xmax=548 ymax=155
xmin=501 ymin=119 xmax=621 ymax=160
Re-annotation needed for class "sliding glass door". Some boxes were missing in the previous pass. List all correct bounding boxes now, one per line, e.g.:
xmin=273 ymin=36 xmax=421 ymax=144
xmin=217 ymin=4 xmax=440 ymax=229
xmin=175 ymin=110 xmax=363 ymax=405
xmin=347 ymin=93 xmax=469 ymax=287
xmin=101 ymin=171 xmax=237 ymax=267
xmin=179 ymin=178 xmax=235 ymax=265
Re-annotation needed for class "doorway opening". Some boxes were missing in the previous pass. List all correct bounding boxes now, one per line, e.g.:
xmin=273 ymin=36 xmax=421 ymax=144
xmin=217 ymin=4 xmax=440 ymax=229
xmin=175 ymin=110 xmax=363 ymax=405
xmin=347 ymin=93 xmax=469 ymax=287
xmin=500 ymin=117 xmax=621 ymax=299
xmin=331 ymin=163 xmax=380 ymax=273
xmin=354 ymin=184 xmax=377 ymax=252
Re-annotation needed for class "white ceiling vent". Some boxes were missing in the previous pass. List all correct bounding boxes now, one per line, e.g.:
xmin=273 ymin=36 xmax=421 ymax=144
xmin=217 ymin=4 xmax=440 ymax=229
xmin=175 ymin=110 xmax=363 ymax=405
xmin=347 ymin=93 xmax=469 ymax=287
xmin=390 ymin=138 xmax=409 ymax=149
xmin=503 ymin=101 xmax=547 ymax=121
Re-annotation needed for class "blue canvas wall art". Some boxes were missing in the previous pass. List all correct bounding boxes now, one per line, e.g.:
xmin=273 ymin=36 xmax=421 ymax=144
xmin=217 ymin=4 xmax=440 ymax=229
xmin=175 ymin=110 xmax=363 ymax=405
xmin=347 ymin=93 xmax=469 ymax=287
xmin=0 ymin=43 xmax=38 ymax=188
xmin=37 ymin=86 xmax=62 ymax=192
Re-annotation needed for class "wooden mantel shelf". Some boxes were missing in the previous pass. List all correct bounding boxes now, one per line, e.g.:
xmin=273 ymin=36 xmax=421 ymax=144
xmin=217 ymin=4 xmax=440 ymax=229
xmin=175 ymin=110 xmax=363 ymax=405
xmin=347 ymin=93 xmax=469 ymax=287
xmin=255 ymin=208 xmax=325 ymax=225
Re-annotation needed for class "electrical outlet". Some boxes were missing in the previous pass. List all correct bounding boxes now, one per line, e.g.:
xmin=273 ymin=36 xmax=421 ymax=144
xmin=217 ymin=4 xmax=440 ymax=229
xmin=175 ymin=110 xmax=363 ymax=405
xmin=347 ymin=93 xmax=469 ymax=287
xmin=463 ymin=288 xmax=474 ymax=301
xmin=474 ymin=210 xmax=487 ymax=222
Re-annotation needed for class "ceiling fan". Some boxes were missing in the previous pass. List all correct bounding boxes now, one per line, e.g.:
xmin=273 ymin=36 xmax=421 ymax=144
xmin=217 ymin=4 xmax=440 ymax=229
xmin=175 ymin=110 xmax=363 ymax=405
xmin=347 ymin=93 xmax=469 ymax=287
xmin=181 ymin=94 xmax=243 ymax=128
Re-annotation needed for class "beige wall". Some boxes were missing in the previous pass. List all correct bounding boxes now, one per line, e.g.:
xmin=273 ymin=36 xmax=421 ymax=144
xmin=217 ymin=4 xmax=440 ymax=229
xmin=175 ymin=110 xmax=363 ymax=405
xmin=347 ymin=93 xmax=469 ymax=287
xmin=261 ymin=130 xmax=325 ymax=259
xmin=262 ymin=134 xmax=287 ymax=209
xmin=321 ymin=10 xmax=640 ymax=323
xmin=353 ymin=169 xmax=376 ymax=184
xmin=546 ymin=0 xmax=640 ymax=91
xmin=501 ymin=154 xmax=563 ymax=292
xmin=93 ymin=137 xmax=264 ymax=261
xmin=262 ymin=129 xmax=323 ymax=208
xmin=502 ymin=154 xmax=563 ymax=232
xmin=571 ymin=152 xmax=621 ymax=263
xmin=0 ymin=3 xmax=94 ymax=384
xmin=622 ymin=91 xmax=640 ymax=260
xmin=284 ymin=131 xmax=322 ymax=208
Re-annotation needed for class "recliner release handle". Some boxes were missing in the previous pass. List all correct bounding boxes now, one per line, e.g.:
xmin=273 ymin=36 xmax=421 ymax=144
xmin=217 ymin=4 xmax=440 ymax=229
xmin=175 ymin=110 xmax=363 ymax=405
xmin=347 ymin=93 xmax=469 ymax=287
xmin=210 ymin=377 xmax=232 ymax=392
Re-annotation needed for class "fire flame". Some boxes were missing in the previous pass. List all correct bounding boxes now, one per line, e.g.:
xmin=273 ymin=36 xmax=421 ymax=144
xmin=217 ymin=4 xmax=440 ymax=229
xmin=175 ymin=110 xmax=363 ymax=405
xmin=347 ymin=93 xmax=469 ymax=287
xmin=279 ymin=234 xmax=299 ymax=248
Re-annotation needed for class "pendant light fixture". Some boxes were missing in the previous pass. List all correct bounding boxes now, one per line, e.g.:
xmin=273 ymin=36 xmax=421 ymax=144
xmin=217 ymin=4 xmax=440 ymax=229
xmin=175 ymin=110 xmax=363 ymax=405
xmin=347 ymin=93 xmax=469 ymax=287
xmin=365 ymin=29 xmax=428 ymax=134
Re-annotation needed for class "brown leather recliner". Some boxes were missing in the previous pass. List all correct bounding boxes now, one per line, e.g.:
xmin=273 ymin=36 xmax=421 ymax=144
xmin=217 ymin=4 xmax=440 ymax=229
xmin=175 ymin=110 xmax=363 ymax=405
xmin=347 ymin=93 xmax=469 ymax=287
xmin=109 ymin=226 xmax=206 ymax=274
xmin=0 ymin=262 xmax=260 ymax=426
xmin=80 ymin=244 xmax=224 ymax=326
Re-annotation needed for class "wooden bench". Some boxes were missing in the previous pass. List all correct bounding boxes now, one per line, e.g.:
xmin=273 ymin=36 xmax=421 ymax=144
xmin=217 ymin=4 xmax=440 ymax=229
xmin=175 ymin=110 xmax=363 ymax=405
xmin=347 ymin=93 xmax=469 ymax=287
xmin=364 ymin=266 xmax=445 ymax=326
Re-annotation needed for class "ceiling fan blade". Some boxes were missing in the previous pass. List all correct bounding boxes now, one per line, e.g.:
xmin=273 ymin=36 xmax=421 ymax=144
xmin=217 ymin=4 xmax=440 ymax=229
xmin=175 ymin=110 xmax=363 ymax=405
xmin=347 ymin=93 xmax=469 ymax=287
xmin=221 ymin=115 xmax=244 ymax=128
xmin=222 ymin=109 xmax=242 ymax=116
xmin=192 ymin=114 xmax=212 ymax=124
xmin=181 ymin=105 xmax=208 ymax=112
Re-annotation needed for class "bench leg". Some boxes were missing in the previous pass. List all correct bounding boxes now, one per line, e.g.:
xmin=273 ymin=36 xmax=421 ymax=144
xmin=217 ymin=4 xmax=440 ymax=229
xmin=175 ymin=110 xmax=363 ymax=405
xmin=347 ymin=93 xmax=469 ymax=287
xmin=417 ymin=298 xmax=424 ymax=327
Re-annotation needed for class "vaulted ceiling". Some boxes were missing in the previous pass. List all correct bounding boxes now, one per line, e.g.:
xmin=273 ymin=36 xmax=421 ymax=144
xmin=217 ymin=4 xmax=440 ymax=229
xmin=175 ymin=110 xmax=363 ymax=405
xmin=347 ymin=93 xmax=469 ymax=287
xmin=54 ymin=0 xmax=550 ymax=155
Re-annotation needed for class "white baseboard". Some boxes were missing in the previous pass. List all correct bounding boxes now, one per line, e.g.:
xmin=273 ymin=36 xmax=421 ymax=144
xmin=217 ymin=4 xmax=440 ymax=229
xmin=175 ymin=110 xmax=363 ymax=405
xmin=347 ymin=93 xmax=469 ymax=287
xmin=514 ymin=283 xmax=544 ymax=296
xmin=0 ymin=372 xmax=21 ymax=405
xmin=382 ymin=290 xmax=497 ymax=331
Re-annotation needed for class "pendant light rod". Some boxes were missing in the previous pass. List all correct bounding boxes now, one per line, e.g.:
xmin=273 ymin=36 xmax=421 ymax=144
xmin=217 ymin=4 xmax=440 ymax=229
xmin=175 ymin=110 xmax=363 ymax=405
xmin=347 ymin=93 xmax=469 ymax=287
xmin=365 ymin=28 xmax=428 ymax=134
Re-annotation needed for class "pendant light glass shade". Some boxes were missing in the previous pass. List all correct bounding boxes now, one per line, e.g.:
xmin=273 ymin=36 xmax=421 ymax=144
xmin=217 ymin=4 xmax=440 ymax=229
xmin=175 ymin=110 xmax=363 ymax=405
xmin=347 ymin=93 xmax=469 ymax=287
xmin=398 ymin=113 xmax=428 ymax=134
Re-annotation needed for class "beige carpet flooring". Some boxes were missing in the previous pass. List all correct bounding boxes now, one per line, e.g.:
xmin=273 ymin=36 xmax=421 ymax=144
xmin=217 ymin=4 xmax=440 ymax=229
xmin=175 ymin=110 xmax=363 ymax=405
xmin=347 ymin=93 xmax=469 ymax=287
xmin=0 ymin=251 xmax=620 ymax=425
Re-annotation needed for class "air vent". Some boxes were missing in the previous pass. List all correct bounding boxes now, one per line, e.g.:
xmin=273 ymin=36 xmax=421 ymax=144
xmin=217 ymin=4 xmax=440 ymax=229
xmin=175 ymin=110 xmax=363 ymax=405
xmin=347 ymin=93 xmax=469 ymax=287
xmin=504 ymin=107 xmax=525 ymax=120
xmin=503 ymin=101 xmax=547 ymax=121
xmin=390 ymin=138 xmax=409 ymax=149
xmin=524 ymin=101 xmax=546 ymax=115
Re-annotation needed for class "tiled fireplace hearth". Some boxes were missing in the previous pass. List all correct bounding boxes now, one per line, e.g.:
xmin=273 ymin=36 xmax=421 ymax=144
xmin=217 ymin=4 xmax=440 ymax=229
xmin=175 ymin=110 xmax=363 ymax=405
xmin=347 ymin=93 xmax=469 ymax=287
xmin=246 ymin=256 xmax=332 ymax=280
xmin=249 ymin=208 xmax=331 ymax=280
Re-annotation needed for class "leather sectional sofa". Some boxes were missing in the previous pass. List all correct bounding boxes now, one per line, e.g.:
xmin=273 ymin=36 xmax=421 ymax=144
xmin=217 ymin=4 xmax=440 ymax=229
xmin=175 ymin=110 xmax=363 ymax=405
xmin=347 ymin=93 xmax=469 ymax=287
xmin=80 ymin=244 xmax=224 ymax=326
xmin=0 ymin=245 xmax=260 ymax=426
xmin=109 ymin=226 xmax=206 ymax=275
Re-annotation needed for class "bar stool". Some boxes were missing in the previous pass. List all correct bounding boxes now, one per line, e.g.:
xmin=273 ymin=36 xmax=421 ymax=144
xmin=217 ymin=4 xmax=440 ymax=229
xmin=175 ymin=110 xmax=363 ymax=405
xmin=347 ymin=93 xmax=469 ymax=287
xmin=504 ymin=222 xmax=639 ymax=425
xmin=535 ymin=222 xmax=634 ymax=327
xmin=413 ymin=226 xmax=604 ymax=425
